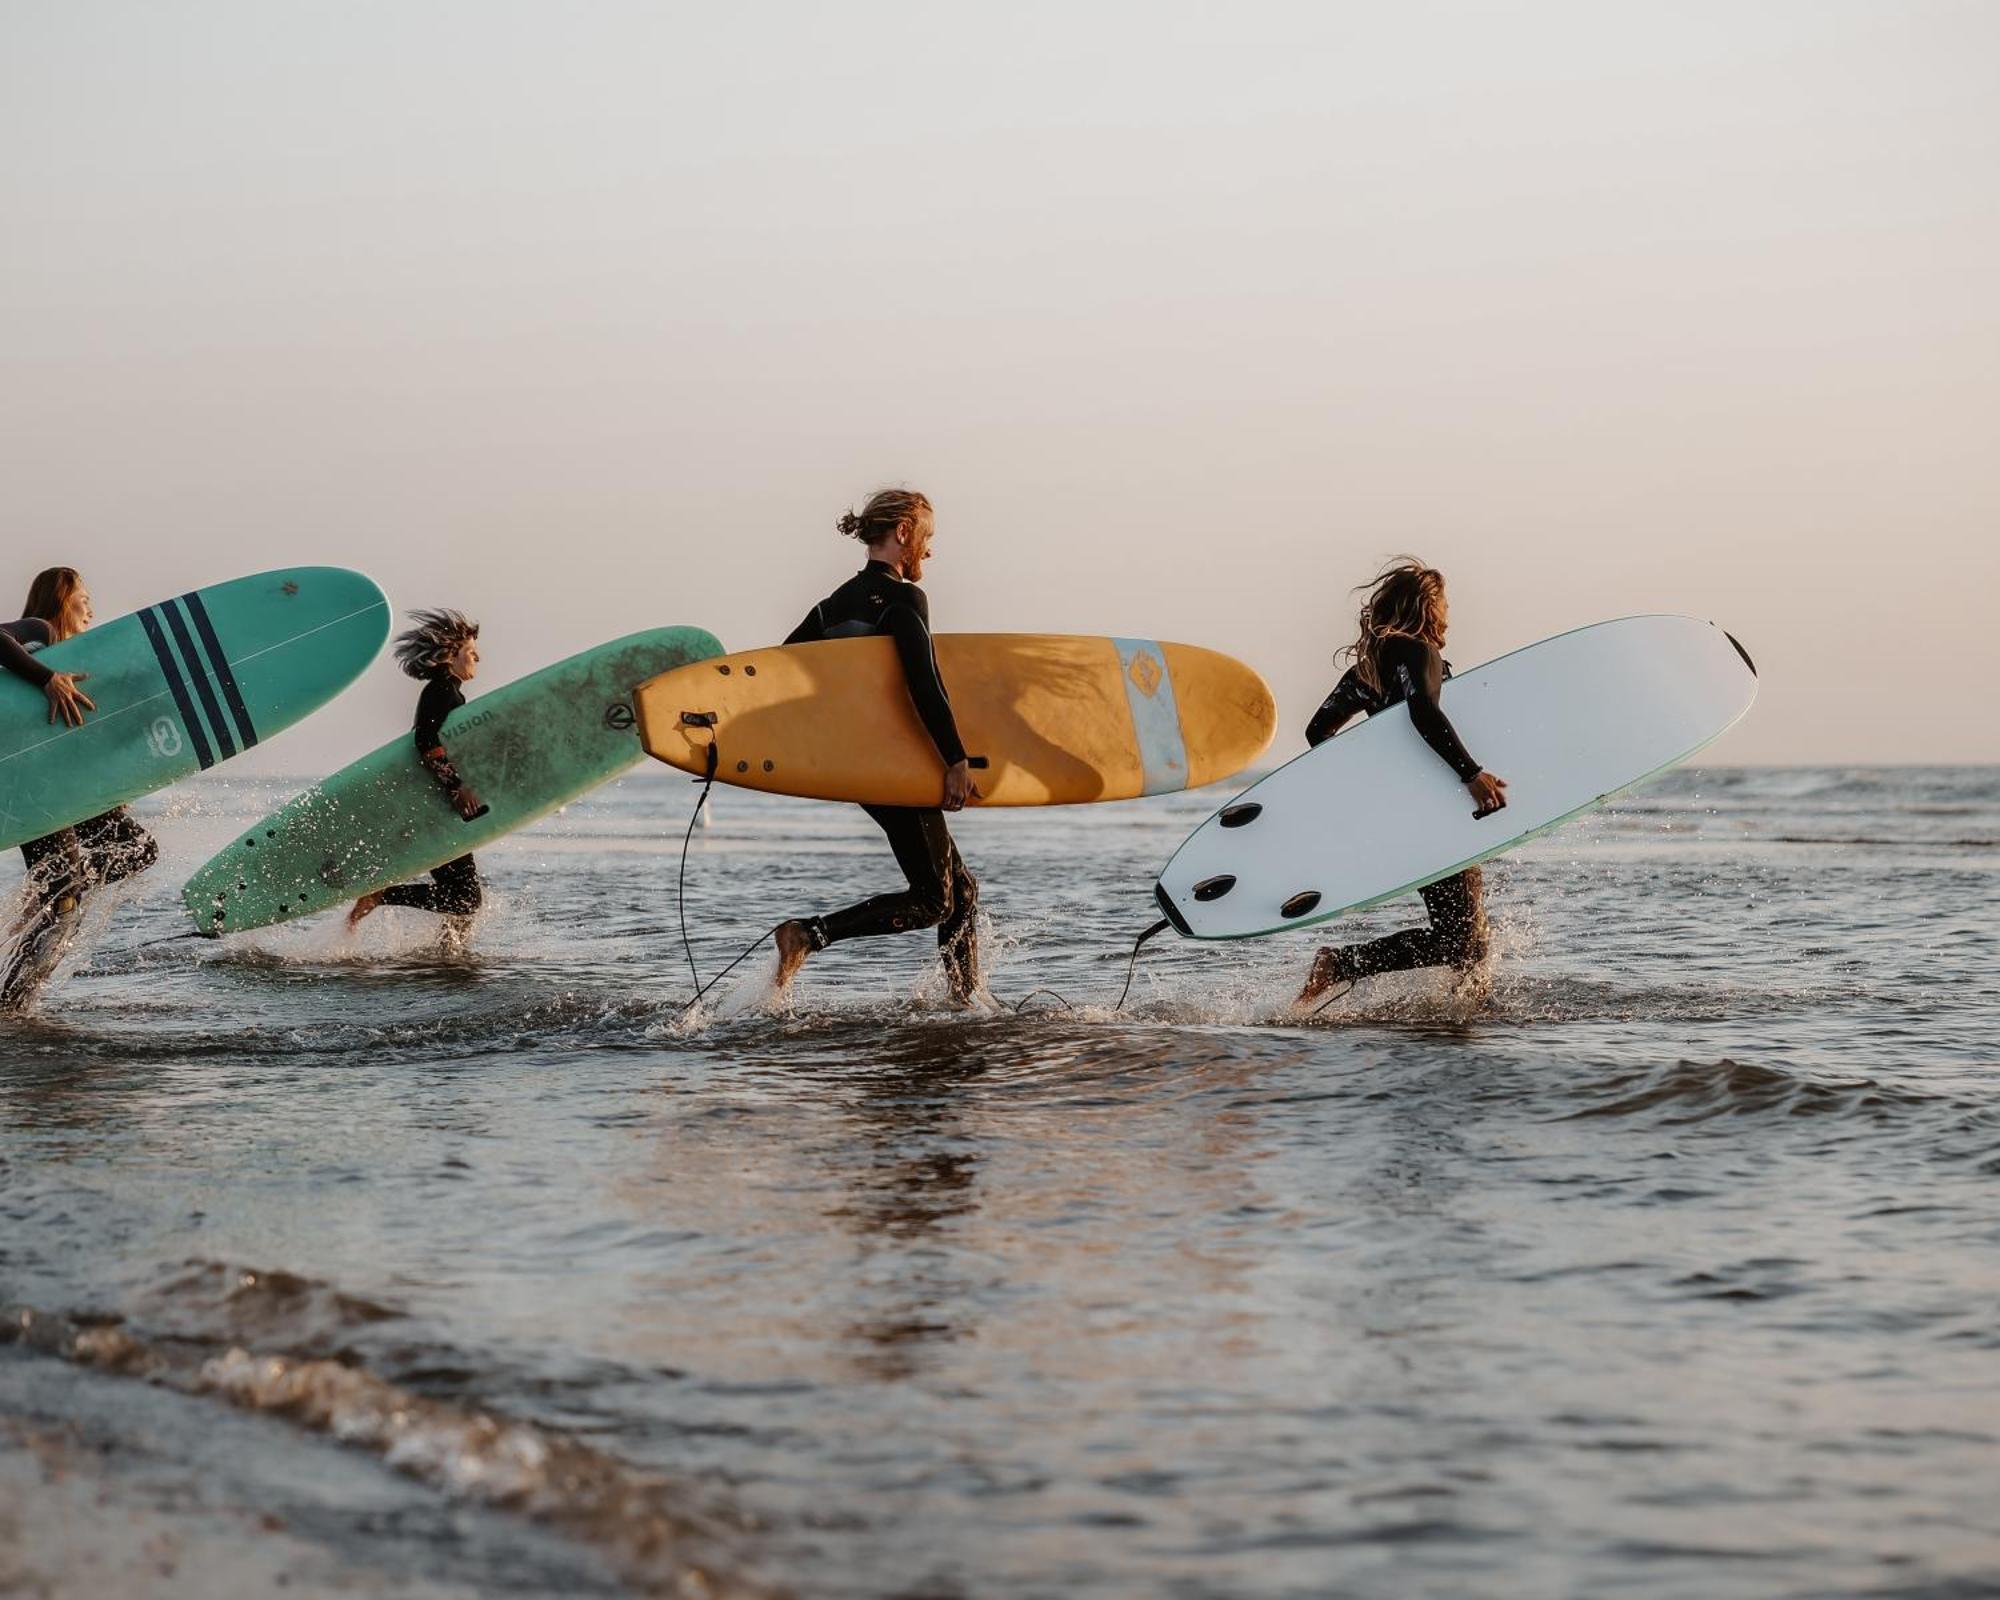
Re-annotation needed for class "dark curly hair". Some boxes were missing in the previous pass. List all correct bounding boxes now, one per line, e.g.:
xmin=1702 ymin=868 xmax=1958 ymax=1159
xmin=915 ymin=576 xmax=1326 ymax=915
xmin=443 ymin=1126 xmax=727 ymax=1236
xmin=393 ymin=608 xmax=480 ymax=679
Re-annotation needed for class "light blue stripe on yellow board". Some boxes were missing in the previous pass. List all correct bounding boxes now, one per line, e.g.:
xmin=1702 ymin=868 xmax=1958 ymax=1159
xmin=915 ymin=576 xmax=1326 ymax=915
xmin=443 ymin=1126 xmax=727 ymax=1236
xmin=1111 ymin=638 xmax=1188 ymax=796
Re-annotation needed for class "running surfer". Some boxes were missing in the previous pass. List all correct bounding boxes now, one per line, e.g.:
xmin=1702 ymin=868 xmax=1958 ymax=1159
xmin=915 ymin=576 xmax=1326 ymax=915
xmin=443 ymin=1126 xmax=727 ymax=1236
xmin=1295 ymin=559 xmax=1507 ymax=1007
xmin=2 ymin=568 xmax=159 ymax=1010
xmin=771 ymin=489 xmax=983 ymax=1003
xmin=348 ymin=609 xmax=490 ymax=945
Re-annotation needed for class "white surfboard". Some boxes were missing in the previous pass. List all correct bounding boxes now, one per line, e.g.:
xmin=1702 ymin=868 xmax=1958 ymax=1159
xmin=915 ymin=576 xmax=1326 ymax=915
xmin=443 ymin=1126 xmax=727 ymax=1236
xmin=1154 ymin=615 xmax=1757 ymax=940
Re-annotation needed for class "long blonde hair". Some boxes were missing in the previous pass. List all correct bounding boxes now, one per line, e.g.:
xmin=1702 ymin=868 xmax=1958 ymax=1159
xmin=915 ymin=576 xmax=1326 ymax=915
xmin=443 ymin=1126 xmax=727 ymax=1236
xmin=1342 ymin=558 xmax=1447 ymax=695
xmin=22 ymin=567 xmax=88 ymax=643
xmin=837 ymin=488 xmax=931 ymax=546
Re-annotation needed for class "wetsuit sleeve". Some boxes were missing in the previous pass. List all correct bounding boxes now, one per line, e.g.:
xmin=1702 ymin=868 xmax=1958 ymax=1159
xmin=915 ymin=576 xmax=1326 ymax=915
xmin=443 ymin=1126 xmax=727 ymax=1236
xmin=412 ymin=678 xmax=468 ymax=794
xmin=1385 ymin=638 xmax=1482 ymax=783
xmin=0 ymin=621 xmax=55 ymax=688
xmin=1305 ymin=669 xmax=1368 ymax=747
xmin=883 ymin=595 xmax=968 ymax=767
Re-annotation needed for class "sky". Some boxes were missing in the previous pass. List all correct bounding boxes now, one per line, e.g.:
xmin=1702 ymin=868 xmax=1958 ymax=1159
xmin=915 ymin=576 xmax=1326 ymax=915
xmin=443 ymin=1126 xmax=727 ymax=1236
xmin=4 ymin=0 xmax=1996 ymax=771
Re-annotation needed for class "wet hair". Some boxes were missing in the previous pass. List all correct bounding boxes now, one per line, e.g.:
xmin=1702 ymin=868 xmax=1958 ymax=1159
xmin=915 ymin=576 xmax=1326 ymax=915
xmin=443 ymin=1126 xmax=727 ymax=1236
xmin=1342 ymin=558 xmax=1447 ymax=695
xmin=22 ymin=567 xmax=88 ymax=642
xmin=393 ymin=607 xmax=480 ymax=679
xmin=836 ymin=488 xmax=932 ymax=546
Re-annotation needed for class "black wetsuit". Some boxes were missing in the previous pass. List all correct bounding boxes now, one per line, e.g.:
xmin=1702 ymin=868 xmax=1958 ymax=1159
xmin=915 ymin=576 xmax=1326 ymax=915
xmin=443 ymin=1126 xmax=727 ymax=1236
xmin=0 ymin=618 xmax=56 ymax=690
xmin=786 ymin=561 xmax=979 ymax=994
xmin=2 ymin=618 xmax=159 ymax=990
xmin=1307 ymin=637 xmax=1489 ymax=980
xmin=375 ymin=675 xmax=483 ymax=918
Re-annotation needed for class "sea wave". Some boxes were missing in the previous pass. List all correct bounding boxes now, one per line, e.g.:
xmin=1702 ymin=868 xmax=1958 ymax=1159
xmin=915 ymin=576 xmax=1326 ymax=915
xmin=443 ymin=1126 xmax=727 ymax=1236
xmin=3 ymin=1282 xmax=773 ymax=1599
xmin=1559 ymin=1057 xmax=1962 ymax=1125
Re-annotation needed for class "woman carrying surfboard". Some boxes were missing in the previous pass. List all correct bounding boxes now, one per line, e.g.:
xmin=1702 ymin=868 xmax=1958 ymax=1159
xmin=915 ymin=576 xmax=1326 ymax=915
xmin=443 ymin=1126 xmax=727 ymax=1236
xmin=348 ymin=609 xmax=490 ymax=940
xmin=1295 ymin=560 xmax=1507 ymax=1006
xmin=3 ymin=568 xmax=160 ymax=1009
xmin=771 ymin=489 xmax=983 ymax=1003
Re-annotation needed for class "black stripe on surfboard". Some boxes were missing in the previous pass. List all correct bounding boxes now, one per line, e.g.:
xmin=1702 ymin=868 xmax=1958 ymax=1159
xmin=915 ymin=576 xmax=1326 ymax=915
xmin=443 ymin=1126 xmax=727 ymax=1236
xmin=137 ymin=607 xmax=215 ymax=770
xmin=160 ymin=599 xmax=236 ymax=761
xmin=179 ymin=590 xmax=258 ymax=750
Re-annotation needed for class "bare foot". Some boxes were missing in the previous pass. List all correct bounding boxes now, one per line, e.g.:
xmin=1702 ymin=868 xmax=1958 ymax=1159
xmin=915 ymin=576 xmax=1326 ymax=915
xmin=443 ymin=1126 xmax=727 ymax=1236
xmin=773 ymin=920 xmax=815 ymax=990
xmin=1294 ymin=946 xmax=1344 ymax=1008
xmin=347 ymin=891 xmax=385 ymax=929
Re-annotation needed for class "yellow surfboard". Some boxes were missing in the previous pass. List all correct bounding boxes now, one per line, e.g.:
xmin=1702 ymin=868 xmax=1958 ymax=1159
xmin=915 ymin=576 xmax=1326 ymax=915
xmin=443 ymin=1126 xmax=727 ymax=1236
xmin=635 ymin=634 xmax=1275 ymax=807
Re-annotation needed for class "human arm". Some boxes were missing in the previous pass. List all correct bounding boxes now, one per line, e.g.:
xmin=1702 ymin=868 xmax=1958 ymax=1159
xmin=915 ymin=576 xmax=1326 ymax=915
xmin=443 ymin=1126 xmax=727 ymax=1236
xmin=2 ymin=621 xmax=94 ymax=727
xmin=1384 ymin=638 xmax=1507 ymax=815
xmin=882 ymin=595 xmax=968 ymax=770
xmin=0 ymin=625 xmax=53 ymax=687
xmin=1304 ymin=670 xmax=1369 ymax=747
xmin=412 ymin=680 xmax=486 ymax=820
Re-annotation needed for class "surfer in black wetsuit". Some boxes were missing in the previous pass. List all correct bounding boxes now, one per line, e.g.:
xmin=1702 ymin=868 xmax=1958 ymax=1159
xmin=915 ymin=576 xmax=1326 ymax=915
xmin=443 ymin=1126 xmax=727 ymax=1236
xmin=771 ymin=489 xmax=983 ymax=1003
xmin=348 ymin=609 xmax=489 ymax=938
xmin=1295 ymin=559 xmax=1508 ymax=1007
xmin=2 ymin=568 xmax=159 ymax=1008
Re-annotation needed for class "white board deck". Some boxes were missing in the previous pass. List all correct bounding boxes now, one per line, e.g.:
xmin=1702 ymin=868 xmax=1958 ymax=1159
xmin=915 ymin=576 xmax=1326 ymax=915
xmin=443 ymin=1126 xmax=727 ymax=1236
xmin=1153 ymin=615 xmax=1758 ymax=940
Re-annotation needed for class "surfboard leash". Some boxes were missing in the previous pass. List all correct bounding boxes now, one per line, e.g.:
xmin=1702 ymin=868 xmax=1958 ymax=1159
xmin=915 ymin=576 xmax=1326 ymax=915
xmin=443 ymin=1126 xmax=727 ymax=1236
xmin=679 ymin=922 xmax=783 ymax=1016
xmin=1113 ymin=917 xmax=1173 ymax=1012
xmin=129 ymin=930 xmax=210 ymax=952
xmin=1303 ymin=979 xmax=1355 ymax=1019
xmin=674 ymin=728 xmax=721 ymax=998
xmin=1003 ymin=987 xmax=1074 ymax=1013
xmin=669 ymin=730 xmax=790 ymax=1016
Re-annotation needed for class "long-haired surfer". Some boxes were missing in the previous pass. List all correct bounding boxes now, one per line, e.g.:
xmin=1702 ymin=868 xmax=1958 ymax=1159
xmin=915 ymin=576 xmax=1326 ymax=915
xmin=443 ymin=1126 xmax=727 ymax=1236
xmin=2 ymin=566 xmax=97 ymax=727
xmin=2 ymin=568 xmax=159 ymax=1010
xmin=770 ymin=489 xmax=984 ymax=1004
xmin=1295 ymin=559 xmax=1507 ymax=1007
xmin=348 ymin=609 xmax=490 ymax=943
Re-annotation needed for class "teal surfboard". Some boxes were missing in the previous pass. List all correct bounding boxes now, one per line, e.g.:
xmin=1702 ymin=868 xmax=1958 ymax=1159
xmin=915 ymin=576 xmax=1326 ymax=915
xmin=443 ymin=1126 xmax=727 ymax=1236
xmin=182 ymin=627 xmax=724 ymax=935
xmin=0 ymin=568 xmax=390 ymax=851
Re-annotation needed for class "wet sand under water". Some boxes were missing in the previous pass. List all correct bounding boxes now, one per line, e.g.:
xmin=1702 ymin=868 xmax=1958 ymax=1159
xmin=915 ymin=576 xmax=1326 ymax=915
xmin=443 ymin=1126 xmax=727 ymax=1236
xmin=3 ymin=765 xmax=1998 ymax=1597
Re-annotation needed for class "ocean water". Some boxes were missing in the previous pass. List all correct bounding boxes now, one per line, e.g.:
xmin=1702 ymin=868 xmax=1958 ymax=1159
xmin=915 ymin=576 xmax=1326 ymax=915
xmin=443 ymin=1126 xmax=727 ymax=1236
xmin=2 ymin=765 xmax=1997 ymax=1597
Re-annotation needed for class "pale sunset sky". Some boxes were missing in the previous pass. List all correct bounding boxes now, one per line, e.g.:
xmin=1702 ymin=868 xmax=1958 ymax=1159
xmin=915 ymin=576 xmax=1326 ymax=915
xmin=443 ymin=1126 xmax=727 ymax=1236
xmin=5 ymin=1 xmax=1995 ymax=768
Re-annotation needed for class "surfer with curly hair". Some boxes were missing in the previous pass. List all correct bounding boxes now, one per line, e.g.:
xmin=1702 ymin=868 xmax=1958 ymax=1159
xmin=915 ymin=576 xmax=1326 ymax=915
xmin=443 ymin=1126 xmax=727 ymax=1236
xmin=1295 ymin=559 xmax=1507 ymax=1007
xmin=770 ymin=488 xmax=984 ymax=1003
xmin=2 ymin=568 xmax=158 ymax=1010
xmin=348 ymin=609 xmax=489 ymax=936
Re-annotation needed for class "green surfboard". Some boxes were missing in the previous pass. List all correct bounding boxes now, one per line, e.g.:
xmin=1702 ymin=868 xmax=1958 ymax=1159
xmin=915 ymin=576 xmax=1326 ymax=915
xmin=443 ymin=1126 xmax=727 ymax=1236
xmin=1 ymin=568 xmax=390 ymax=852
xmin=182 ymin=626 xmax=724 ymax=935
